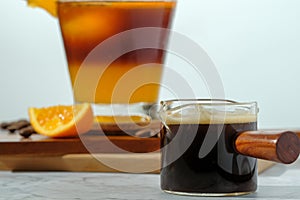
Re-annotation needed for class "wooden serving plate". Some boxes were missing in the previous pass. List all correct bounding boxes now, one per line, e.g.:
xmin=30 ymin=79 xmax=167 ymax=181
xmin=0 ymin=130 xmax=161 ymax=173
xmin=0 ymin=129 xmax=274 ymax=173
xmin=0 ymin=132 xmax=160 ymax=156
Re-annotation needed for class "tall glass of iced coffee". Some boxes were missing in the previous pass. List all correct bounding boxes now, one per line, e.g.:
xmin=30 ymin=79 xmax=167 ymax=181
xmin=57 ymin=0 xmax=177 ymax=124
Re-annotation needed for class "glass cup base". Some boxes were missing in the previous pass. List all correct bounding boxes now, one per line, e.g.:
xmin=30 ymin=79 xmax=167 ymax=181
xmin=91 ymin=102 xmax=158 ymax=118
xmin=88 ymin=102 xmax=161 ymax=137
xmin=163 ymin=190 xmax=254 ymax=197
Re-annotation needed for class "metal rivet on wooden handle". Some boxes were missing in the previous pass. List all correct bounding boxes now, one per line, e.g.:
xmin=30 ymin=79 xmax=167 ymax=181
xmin=234 ymin=130 xmax=300 ymax=164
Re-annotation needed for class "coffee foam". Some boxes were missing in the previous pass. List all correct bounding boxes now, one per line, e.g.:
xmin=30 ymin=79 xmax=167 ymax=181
xmin=164 ymin=105 xmax=257 ymax=125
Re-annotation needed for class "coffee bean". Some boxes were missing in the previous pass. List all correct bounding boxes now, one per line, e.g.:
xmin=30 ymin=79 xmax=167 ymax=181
xmin=1 ymin=119 xmax=36 ymax=138
xmin=19 ymin=126 xmax=36 ymax=138
xmin=0 ymin=122 xmax=13 ymax=129
xmin=17 ymin=119 xmax=30 ymax=124
xmin=7 ymin=121 xmax=30 ymax=133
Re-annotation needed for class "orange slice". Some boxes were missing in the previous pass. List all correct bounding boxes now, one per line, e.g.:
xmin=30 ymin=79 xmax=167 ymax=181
xmin=27 ymin=0 xmax=57 ymax=17
xmin=28 ymin=103 xmax=94 ymax=138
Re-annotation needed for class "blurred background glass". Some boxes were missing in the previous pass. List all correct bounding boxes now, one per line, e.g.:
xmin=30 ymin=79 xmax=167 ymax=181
xmin=0 ymin=0 xmax=299 ymax=129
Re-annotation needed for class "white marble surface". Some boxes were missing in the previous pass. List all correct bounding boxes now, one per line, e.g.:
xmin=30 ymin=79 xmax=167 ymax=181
xmin=0 ymin=160 xmax=299 ymax=200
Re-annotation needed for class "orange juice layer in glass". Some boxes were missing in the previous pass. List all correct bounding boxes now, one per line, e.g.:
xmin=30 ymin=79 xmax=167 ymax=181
xmin=57 ymin=1 xmax=176 ymax=104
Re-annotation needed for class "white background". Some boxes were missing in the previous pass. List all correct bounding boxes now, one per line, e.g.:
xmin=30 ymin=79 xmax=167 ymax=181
xmin=0 ymin=0 xmax=299 ymax=129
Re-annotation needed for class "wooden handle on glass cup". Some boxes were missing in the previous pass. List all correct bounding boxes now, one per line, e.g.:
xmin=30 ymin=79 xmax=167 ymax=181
xmin=234 ymin=130 xmax=300 ymax=164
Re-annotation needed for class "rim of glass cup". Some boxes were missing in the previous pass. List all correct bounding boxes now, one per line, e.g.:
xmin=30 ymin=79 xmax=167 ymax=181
xmin=160 ymin=98 xmax=257 ymax=106
xmin=160 ymin=99 xmax=258 ymax=114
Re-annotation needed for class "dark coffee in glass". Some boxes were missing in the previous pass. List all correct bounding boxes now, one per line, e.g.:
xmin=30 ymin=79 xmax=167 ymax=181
xmin=159 ymin=99 xmax=258 ymax=196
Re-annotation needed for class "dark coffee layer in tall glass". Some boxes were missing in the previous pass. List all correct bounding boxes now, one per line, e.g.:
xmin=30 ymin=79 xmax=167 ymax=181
xmin=160 ymin=121 xmax=257 ymax=194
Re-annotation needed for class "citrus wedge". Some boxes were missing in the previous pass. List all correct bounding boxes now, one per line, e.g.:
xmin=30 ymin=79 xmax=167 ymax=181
xmin=27 ymin=0 xmax=58 ymax=17
xmin=28 ymin=103 xmax=94 ymax=138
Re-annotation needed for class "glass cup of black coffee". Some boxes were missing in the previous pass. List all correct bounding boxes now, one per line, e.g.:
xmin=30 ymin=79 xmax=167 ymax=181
xmin=159 ymin=99 xmax=258 ymax=196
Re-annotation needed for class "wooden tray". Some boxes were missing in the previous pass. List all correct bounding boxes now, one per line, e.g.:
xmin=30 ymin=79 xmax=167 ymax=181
xmin=0 ymin=130 xmax=274 ymax=173
xmin=0 ymin=132 xmax=160 ymax=155
xmin=0 ymin=129 xmax=161 ymax=173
